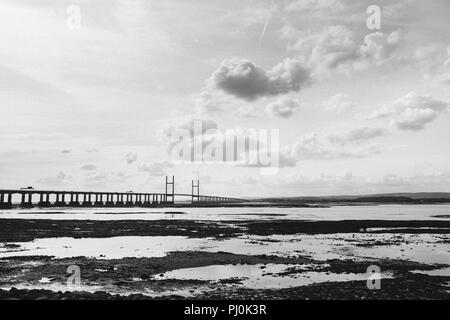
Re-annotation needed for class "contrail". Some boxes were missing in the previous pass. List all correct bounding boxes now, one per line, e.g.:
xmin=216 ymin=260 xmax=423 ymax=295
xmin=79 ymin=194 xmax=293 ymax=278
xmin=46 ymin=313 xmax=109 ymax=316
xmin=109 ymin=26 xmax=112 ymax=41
xmin=259 ymin=0 xmax=275 ymax=48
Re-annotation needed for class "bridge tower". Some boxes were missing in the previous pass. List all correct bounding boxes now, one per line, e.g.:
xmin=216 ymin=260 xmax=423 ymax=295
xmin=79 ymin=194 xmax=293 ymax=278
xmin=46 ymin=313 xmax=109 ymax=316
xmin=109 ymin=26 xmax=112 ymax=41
xmin=191 ymin=179 xmax=199 ymax=204
xmin=165 ymin=176 xmax=175 ymax=204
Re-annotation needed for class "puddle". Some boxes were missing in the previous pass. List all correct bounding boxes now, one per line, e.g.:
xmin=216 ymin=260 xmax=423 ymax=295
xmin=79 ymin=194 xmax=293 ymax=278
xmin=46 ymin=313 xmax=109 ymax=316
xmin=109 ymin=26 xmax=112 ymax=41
xmin=155 ymin=263 xmax=393 ymax=289
xmin=1 ymin=233 xmax=449 ymax=264
xmin=0 ymin=236 xmax=213 ymax=259
xmin=411 ymin=267 xmax=450 ymax=277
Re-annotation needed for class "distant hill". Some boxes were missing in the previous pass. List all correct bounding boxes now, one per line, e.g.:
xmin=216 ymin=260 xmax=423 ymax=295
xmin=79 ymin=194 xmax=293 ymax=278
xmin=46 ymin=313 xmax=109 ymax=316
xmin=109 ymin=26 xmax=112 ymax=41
xmin=256 ymin=192 xmax=450 ymax=204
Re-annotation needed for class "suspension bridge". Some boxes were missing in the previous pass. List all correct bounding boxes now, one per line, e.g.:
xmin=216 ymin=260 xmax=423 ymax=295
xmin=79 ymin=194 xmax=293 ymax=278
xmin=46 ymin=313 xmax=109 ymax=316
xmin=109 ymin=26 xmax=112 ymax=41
xmin=0 ymin=176 xmax=245 ymax=209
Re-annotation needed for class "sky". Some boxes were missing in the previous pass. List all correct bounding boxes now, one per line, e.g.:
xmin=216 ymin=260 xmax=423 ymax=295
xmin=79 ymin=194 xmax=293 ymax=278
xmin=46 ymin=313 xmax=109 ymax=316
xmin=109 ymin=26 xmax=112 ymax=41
xmin=0 ymin=0 xmax=449 ymax=197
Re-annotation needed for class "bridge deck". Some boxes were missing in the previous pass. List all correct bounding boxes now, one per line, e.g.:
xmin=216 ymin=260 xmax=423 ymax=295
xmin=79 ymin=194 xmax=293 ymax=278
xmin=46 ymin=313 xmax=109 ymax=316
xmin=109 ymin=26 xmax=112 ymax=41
xmin=0 ymin=188 xmax=244 ymax=208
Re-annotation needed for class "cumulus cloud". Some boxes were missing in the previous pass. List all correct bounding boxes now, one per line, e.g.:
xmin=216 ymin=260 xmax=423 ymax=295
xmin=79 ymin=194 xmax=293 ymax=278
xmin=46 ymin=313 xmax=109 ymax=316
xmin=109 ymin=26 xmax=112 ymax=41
xmin=395 ymin=108 xmax=438 ymax=131
xmin=327 ymin=127 xmax=387 ymax=145
xmin=285 ymin=25 xmax=401 ymax=76
xmin=138 ymin=161 xmax=173 ymax=176
xmin=371 ymin=92 xmax=449 ymax=131
xmin=360 ymin=31 xmax=401 ymax=65
xmin=125 ymin=152 xmax=138 ymax=164
xmin=80 ymin=164 xmax=97 ymax=171
xmin=266 ymin=96 xmax=301 ymax=118
xmin=210 ymin=58 xmax=311 ymax=101
xmin=194 ymin=89 xmax=224 ymax=115
xmin=323 ymin=93 xmax=355 ymax=112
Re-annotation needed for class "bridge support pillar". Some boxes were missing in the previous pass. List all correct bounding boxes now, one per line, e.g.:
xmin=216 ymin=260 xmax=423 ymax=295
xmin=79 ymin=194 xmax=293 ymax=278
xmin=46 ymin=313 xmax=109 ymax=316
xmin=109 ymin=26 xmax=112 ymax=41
xmin=20 ymin=193 xmax=33 ymax=208
xmin=0 ymin=193 xmax=12 ymax=209
xmin=105 ymin=194 xmax=114 ymax=207
xmin=69 ymin=193 xmax=80 ymax=207
xmin=125 ymin=194 xmax=133 ymax=207
xmin=39 ymin=193 xmax=52 ymax=207
xmin=82 ymin=194 xmax=92 ymax=207
xmin=54 ymin=193 xmax=67 ymax=207
xmin=143 ymin=195 xmax=151 ymax=207
xmin=94 ymin=194 xmax=104 ymax=207
xmin=135 ymin=194 xmax=142 ymax=207
xmin=114 ymin=194 xmax=122 ymax=206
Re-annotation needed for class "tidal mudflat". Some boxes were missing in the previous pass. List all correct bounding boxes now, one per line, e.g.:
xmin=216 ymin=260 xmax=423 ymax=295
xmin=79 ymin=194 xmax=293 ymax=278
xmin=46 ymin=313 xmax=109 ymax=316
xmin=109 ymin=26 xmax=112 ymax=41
xmin=0 ymin=205 xmax=449 ymax=300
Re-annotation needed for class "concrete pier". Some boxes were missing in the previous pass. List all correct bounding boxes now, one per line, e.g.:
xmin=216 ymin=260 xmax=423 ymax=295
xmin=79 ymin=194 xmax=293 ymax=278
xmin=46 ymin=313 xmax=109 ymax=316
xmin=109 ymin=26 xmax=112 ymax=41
xmin=0 ymin=193 xmax=12 ymax=209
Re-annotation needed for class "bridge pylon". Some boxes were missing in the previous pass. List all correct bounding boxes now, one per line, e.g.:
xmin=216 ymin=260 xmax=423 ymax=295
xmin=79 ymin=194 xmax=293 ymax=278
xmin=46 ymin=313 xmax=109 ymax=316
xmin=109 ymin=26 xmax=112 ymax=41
xmin=192 ymin=179 xmax=199 ymax=204
xmin=165 ymin=176 xmax=175 ymax=204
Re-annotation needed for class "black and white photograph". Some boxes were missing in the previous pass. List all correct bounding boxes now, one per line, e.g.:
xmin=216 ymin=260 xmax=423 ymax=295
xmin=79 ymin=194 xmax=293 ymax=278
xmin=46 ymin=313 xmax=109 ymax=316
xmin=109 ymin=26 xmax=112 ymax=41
xmin=0 ymin=0 xmax=449 ymax=308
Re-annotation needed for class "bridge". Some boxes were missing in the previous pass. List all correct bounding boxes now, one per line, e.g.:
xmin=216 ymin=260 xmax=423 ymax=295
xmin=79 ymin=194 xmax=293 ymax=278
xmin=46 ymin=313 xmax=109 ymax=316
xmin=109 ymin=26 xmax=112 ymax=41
xmin=0 ymin=176 xmax=245 ymax=209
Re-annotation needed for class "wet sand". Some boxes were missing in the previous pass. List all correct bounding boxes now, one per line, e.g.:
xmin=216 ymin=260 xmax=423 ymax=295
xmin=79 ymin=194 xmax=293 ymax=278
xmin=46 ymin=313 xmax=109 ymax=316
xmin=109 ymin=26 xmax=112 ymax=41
xmin=0 ymin=251 xmax=448 ymax=300
xmin=0 ymin=213 xmax=449 ymax=300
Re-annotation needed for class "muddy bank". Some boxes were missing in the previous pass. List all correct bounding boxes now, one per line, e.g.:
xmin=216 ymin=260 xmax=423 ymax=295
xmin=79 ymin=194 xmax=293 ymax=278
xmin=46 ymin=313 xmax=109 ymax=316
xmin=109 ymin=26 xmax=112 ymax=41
xmin=1 ymin=219 xmax=450 ymax=242
xmin=1 ymin=274 xmax=448 ymax=300
xmin=0 ymin=219 xmax=239 ymax=242
xmin=244 ymin=220 xmax=450 ymax=235
xmin=0 ymin=252 xmax=448 ymax=300
xmin=195 ymin=274 xmax=450 ymax=300
xmin=0 ymin=252 xmax=314 ymax=283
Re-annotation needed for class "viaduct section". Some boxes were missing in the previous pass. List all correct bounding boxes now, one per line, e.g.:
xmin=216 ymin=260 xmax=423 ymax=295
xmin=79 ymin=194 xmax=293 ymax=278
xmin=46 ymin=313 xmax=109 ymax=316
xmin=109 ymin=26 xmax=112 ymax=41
xmin=0 ymin=176 xmax=243 ymax=209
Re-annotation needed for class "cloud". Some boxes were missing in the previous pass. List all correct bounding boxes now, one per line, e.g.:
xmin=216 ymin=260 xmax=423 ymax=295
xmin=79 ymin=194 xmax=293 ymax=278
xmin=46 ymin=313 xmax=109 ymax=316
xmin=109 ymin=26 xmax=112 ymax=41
xmin=138 ymin=161 xmax=173 ymax=176
xmin=233 ymin=105 xmax=258 ymax=118
xmin=194 ymin=89 xmax=224 ymax=115
xmin=394 ymin=108 xmax=438 ymax=131
xmin=359 ymin=31 xmax=401 ymax=66
xmin=80 ymin=164 xmax=97 ymax=171
xmin=266 ymin=96 xmax=301 ymax=118
xmin=210 ymin=57 xmax=311 ymax=101
xmin=371 ymin=92 xmax=449 ymax=131
xmin=327 ymin=127 xmax=387 ymax=145
xmin=285 ymin=25 xmax=401 ymax=76
xmin=61 ymin=149 xmax=72 ymax=154
xmin=125 ymin=152 xmax=138 ymax=164
xmin=323 ymin=93 xmax=355 ymax=112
